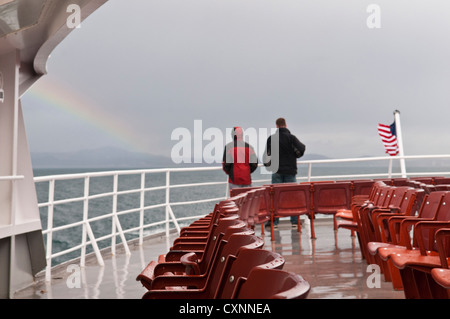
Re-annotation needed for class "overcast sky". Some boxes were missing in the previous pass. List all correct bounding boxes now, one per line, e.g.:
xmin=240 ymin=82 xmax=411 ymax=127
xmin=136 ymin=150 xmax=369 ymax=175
xmin=21 ymin=0 xmax=450 ymax=163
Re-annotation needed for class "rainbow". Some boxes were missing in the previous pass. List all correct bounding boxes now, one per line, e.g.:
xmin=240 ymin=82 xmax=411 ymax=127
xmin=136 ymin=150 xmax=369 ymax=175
xmin=25 ymin=75 xmax=149 ymax=153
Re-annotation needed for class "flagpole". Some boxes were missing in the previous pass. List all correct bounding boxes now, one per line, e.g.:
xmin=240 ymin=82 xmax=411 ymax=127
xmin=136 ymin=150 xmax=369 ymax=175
xmin=394 ymin=110 xmax=406 ymax=177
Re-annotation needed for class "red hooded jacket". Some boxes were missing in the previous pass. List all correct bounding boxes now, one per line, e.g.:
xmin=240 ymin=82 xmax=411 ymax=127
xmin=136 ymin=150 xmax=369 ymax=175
xmin=222 ymin=127 xmax=258 ymax=185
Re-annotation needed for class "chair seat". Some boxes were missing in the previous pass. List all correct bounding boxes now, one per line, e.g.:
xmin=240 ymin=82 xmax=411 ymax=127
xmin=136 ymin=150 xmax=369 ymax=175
xmin=336 ymin=219 xmax=357 ymax=230
xmin=390 ymin=251 xmax=441 ymax=270
xmin=377 ymin=245 xmax=411 ymax=261
xmin=233 ymin=268 xmax=310 ymax=299
xmin=335 ymin=209 xmax=352 ymax=220
xmin=367 ymin=241 xmax=402 ymax=256
xmin=431 ymin=268 xmax=450 ymax=289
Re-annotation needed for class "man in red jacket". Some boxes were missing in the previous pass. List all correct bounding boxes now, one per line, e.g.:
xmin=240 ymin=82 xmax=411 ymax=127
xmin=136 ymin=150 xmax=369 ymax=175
xmin=222 ymin=127 xmax=258 ymax=189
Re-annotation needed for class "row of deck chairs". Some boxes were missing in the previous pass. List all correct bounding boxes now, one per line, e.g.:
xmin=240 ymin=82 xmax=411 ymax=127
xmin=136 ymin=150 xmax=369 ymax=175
xmin=136 ymin=198 xmax=311 ymax=299
xmin=230 ymin=180 xmax=373 ymax=239
xmin=336 ymin=177 xmax=450 ymax=299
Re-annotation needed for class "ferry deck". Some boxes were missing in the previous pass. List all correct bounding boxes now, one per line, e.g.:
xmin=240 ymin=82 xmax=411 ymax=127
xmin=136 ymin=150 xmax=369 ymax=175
xmin=14 ymin=217 xmax=404 ymax=299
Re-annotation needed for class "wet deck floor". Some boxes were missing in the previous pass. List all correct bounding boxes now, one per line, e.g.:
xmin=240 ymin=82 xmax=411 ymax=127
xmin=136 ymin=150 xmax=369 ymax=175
xmin=14 ymin=218 xmax=405 ymax=299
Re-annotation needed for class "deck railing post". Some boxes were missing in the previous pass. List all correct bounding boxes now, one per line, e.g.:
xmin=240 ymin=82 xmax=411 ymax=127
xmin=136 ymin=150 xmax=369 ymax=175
xmin=165 ymin=170 xmax=170 ymax=237
xmin=388 ymin=158 xmax=393 ymax=178
xmin=111 ymin=174 xmax=118 ymax=255
xmin=80 ymin=176 xmax=90 ymax=267
xmin=111 ymin=173 xmax=130 ymax=256
xmin=45 ymin=179 xmax=55 ymax=282
xmin=139 ymin=172 xmax=145 ymax=245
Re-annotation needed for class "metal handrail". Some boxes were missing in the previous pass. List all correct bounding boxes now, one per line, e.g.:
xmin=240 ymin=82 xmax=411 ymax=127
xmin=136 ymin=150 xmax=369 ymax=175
xmin=34 ymin=154 xmax=450 ymax=280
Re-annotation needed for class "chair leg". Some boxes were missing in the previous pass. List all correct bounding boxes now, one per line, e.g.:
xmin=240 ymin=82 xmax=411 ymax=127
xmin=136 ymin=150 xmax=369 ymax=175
xmin=270 ymin=215 xmax=275 ymax=241
xmin=309 ymin=214 xmax=316 ymax=239
xmin=387 ymin=260 xmax=404 ymax=290
xmin=400 ymin=268 xmax=421 ymax=299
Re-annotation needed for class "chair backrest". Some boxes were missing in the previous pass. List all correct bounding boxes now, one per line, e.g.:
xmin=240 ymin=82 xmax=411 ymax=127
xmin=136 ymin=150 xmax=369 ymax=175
xmin=239 ymin=189 xmax=256 ymax=224
xmin=411 ymin=177 xmax=435 ymax=185
xmin=351 ymin=180 xmax=374 ymax=197
xmin=147 ymin=232 xmax=261 ymax=296
xmin=247 ymin=188 xmax=265 ymax=226
xmin=417 ymin=191 xmax=447 ymax=219
xmin=259 ymin=186 xmax=271 ymax=215
xmin=171 ymin=216 xmax=243 ymax=269
xmin=272 ymin=183 xmax=311 ymax=217
xmin=431 ymin=190 xmax=450 ymax=226
xmin=214 ymin=248 xmax=285 ymax=299
xmin=233 ymin=268 xmax=310 ymax=299
xmin=378 ymin=186 xmax=395 ymax=207
xmin=312 ymin=181 xmax=352 ymax=214
xmin=386 ymin=186 xmax=410 ymax=208
xmin=175 ymin=219 xmax=249 ymax=276
xmin=369 ymin=182 xmax=388 ymax=205
xmin=415 ymin=192 xmax=450 ymax=252
xmin=434 ymin=177 xmax=450 ymax=185
xmin=401 ymin=188 xmax=425 ymax=216
xmin=204 ymin=233 xmax=265 ymax=297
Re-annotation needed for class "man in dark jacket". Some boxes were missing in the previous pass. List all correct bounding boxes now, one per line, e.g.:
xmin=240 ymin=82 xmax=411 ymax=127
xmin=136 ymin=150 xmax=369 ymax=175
xmin=222 ymin=126 xmax=258 ymax=190
xmin=263 ymin=118 xmax=306 ymax=227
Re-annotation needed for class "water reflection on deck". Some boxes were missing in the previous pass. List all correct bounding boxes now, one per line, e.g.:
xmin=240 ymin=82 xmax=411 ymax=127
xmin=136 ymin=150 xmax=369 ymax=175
xmin=264 ymin=218 xmax=404 ymax=299
xmin=14 ymin=218 xmax=404 ymax=299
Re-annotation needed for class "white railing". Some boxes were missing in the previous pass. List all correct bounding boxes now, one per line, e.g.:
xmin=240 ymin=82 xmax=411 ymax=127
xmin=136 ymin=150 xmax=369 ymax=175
xmin=34 ymin=154 xmax=450 ymax=280
xmin=34 ymin=166 xmax=231 ymax=281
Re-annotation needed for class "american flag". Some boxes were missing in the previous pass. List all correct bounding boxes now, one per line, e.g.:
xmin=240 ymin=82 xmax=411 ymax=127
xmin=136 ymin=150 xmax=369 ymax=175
xmin=377 ymin=122 xmax=399 ymax=156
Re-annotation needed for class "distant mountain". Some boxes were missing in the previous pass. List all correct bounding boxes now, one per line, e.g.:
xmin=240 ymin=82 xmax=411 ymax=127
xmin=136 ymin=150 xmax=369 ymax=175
xmin=301 ymin=153 xmax=331 ymax=161
xmin=31 ymin=147 xmax=175 ymax=169
xmin=34 ymin=148 xmax=426 ymax=169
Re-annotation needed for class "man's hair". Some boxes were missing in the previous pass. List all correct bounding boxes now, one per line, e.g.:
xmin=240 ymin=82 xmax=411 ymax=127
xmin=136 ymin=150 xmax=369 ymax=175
xmin=276 ymin=118 xmax=286 ymax=127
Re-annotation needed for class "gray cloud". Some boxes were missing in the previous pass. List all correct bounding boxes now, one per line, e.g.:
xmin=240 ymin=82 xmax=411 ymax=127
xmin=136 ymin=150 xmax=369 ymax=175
xmin=22 ymin=0 xmax=450 ymax=160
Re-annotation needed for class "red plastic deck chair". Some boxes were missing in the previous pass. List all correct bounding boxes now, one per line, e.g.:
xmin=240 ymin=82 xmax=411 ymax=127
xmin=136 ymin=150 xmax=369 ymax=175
xmin=166 ymin=218 xmax=248 ymax=263
xmin=270 ymin=183 xmax=313 ymax=238
xmin=142 ymin=248 xmax=284 ymax=299
xmin=337 ymin=183 xmax=391 ymax=260
xmin=373 ymin=188 xmax=425 ymax=244
xmin=230 ymin=186 xmax=271 ymax=233
xmin=350 ymin=180 xmax=375 ymax=198
xmin=252 ymin=187 xmax=271 ymax=234
xmin=431 ymin=268 xmax=450 ymax=298
xmin=388 ymin=197 xmax=450 ymax=299
xmin=179 ymin=201 xmax=240 ymax=237
xmin=336 ymin=181 xmax=386 ymax=236
xmin=358 ymin=186 xmax=409 ymax=264
xmin=238 ymin=189 xmax=256 ymax=227
xmin=143 ymin=232 xmax=264 ymax=293
xmin=311 ymin=181 xmax=352 ymax=231
xmin=430 ymin=228 xmax=450 ymax=298
xmin=368 ymin=187 xmax=414 ymax=240
xmin=214 ymin=248 xmax=285 ymax=299
xmin=371 ymin=191 xmax=446 ymax=292
xmin=433 ymin=177 xmax=450 ymax=184
xmin=172 ymin=213 xmax=241 ymax=248
xmin=246 ymin=188 xmax=265 ymax=229
xmin=137 ymin=218 xmax=248 ymax=289
xmin=368 ymin=191 xmax=444 ymax=285
xmin=366 ymin=188 xmax=424 ymax=283
xmin=232 ymin=268 xmax=311 ymax=299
